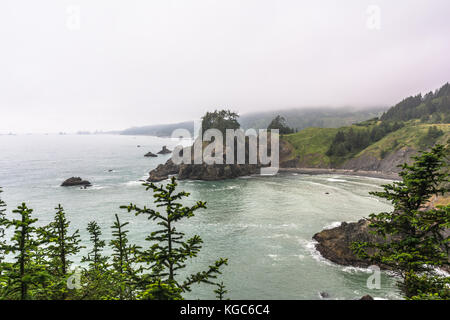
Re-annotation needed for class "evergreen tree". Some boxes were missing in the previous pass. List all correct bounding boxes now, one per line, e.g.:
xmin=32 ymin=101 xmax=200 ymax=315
xmin=419 ymin=126 xmax=444 ymax=148
xmin=80 ymin=221 xmax=112 ymax=299
xmin=39 ymin=205 xmax=82 ymax=299
xmin=267 ymin=115 xmax=294 ymax=134
xmin=0 ymin=188 xmax=6 ymax=263
xmin=137 ymin=279 xmax=183 ymax=300
xmin=109 ymin=214 xmax=140 ymax=299
xmin=0 ymin=203 xmax=49 ymax=299
xmin=352 ymin=145 xmax=450 ymax=299
xmin=121 ymin=177 xmax=228 ymax=298
xmin=82 ymin=221 xmax=107 ymax=269
xmin=214 ymin=281 xmax=228 ymax=300
xmin=201 ymin=110 xmax=240 ymax=136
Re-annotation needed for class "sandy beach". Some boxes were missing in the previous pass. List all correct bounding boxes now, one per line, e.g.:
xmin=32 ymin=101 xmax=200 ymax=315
xmin=278 ymin=167 xmax=400 ymax=180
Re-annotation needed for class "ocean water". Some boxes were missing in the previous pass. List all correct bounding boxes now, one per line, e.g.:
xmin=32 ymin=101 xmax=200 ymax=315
xmin=0 ymin=134 xmax=400 ymax=300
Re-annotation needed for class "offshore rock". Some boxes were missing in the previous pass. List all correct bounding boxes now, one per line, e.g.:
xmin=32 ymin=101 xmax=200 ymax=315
xmin=144 ymin=151 xmax=158 ymax=157
xmin=157 ymin=146 xmax=172 ymax=154
xmin=61 ymin=177 xmax=92 ymax=187
xmin=147 ymin=159 xmax=180 ymax=182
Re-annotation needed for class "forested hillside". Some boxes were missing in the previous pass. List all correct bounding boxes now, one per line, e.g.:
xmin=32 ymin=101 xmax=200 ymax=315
xmin=120 ymin=107 xmax=385 ymax=137
xmin=280 ymin=83 xmax=450 ymax=172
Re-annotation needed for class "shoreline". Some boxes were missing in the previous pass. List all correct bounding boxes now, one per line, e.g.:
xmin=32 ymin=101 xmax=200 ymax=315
xmin=278 ymin=167 xmax=399 ymax=180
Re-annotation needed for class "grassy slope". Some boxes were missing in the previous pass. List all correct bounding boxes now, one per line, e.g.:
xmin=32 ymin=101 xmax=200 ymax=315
xmin=282 ymin=127 xmax=339 ymax=167
xmin=356 ymin=123 xmax=450 ymax=159
xmin=281 ymin=123 xmax=450 ymax=167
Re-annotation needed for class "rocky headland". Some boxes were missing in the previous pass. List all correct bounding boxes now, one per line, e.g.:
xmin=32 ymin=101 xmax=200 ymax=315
xmin=313 ymin=211 xmax=450 ymax=271
xmin=312 ymin=219 xmax=385 ymax=268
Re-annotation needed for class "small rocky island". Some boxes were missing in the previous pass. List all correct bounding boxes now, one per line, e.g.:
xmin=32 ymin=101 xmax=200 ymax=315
xmin=157 ymin=146 xmax=172 ymax=154
xmin=147 ymin=140 xmax=264 ymax=182
xmin=61 ymin=177 xmax=92 ymax=187
xmin=147 ymin=134 xmax=288 ymax=182
xmin=144 ymin=151 xmax=157 ymax=157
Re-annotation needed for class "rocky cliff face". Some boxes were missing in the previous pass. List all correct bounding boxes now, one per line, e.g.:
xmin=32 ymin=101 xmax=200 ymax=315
xmin=147 ymin=159 xmax=260 ymax=182
xmin=148 ymin=159 xmax=180 ymax=182
xmin=177 ymin=163 xmax=259 ymax=181
xmin=147 ymin=137 xmax=268 ymax=182
xmin=312 ymin=219 xmax=384 ymax=268
xmin=313 ymin=217 xmax=450 ymax=271
xmin=341 ymin=147 xmax=417 ymax=173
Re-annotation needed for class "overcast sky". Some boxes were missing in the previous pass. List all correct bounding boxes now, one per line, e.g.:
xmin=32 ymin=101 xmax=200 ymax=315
xmin=1 ymin=0 xmax=449 ymax=133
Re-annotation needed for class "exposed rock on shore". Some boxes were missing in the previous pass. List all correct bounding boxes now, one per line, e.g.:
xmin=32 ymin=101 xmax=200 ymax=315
xmin=61 ymin=177 xmax=92 ymax=187
xmin=157 ymin=146 xmax=172 ymax=154
xmin=313 ymin=217 xmax=450 ymax=271
xmin=312 ymin=219 xmax=385 ymax=268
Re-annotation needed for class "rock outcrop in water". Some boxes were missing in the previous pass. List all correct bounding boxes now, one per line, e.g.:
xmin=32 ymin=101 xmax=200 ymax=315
xmin=157 ymin=146 xmax=172 ymax=154
xmin=312 ymin=219 xmax=386 ymax=268
xmin=61 ymin=177 xmax=92 ymax=187
xmin=313 ymin=215 xmax=450 ymax=271
xmin=147 ymin=157 xmax=260 ymax=182
xmin=147 ymin=134 xmax=291 ymax=182
xmin=178 ymin=163 xmax=259 ymax=181
xmin=144 ymin=151 xmax=157 ymax=157
xmin=148 ymin=159 xmax=180 ymax=182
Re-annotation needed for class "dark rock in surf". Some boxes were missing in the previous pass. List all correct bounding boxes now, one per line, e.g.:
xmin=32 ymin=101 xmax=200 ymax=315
xmin=313 ymin=217 xmax=450 ymax=271
xmin=360 ymin=295 xmax=374 ymax=300
xmin=312 ymin=219 xmax=386 ymax=268
xmin=157 ymin=146 xmax=172 ymax=154
xmin=144 ymin=151 xmax=158 ymax=157
xmin=61 ymin=177 xmax=92 ymax=187
xmin=147 ymin=159 xmax=180 ymax=182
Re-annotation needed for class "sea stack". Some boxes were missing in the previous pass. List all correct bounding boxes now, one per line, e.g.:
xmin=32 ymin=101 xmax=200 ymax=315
xmin=157 ymin=146 xmax=172 ymax=154
xmin=61 ymin=177 xmax=92 ymax=187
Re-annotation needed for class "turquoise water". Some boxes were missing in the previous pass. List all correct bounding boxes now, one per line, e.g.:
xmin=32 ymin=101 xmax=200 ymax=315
xmin=0 ymin=134 xmax=400 ymax=299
